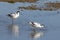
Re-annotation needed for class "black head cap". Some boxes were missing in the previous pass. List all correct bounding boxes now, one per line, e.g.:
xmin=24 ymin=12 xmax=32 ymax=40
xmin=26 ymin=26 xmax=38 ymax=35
xmin=17 ymin=11 xmax=20 ymax=13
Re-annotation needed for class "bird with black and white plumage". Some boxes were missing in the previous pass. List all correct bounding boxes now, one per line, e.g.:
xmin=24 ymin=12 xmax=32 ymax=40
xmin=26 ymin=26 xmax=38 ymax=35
xmin=28 ymin=22 xmax=45 ymax=29
xmin=7 ymin=11 xmax=20 ymax=19
xmin=7 ymin=11 xmax=20 ymax=23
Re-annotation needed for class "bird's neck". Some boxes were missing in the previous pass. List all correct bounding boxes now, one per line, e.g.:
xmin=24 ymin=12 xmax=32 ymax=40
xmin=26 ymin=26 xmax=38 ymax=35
xmin=16 ymin=12 xmax=19 ymax=15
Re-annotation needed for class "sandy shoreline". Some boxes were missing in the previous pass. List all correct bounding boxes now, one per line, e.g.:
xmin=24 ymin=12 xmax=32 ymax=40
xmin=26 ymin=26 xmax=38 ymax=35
xmin=0 ymin=0 xmax=38 ymax=2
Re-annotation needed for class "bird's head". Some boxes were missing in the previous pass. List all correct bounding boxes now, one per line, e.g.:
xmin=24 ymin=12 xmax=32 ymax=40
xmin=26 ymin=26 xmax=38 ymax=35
xmin=28 ymin=22 xmax=33 ymax=25
xmin=16 ymin=11 xmax=20 ymax=13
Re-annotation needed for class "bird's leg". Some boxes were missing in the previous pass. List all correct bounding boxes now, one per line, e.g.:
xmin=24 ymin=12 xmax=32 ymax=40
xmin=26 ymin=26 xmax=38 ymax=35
xmin=32 ymin=29 xmax=34 ymax=31
xmin=12 ymin=18 xmax=13 ymax=24
xmin=32 ymin=28 xmax=36 ymax=31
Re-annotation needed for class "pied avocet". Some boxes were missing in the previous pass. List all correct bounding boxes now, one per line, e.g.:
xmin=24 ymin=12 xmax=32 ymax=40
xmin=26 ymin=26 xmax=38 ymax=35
xmin=7 ymin=11 xmax=20 ymax=23
xmin=28 ymin=22 xmax=45 ymax=29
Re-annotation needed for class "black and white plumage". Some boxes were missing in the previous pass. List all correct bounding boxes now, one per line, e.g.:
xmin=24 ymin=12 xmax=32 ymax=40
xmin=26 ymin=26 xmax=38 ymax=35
xmin=28 ymin=22 xmax=45 ymax=29
xmin=8 ymin=11 xmax=20 ymax=19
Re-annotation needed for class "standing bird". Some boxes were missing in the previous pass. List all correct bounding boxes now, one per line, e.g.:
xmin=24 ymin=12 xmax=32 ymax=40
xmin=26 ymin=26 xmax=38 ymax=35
xmin=7 ymin=11 xmax=20 ymax=23
xmin=28 ymin=22 xmax=45 ymax=29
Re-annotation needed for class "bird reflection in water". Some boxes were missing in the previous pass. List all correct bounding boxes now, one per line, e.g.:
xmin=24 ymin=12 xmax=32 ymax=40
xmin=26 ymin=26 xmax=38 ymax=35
xmin=30 ymin=29 xmax=44 ymax=40
xmin=8 ymin=23 xmax=19 ymax=37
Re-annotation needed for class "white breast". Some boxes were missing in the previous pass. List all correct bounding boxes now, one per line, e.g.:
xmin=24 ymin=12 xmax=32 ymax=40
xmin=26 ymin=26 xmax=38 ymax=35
xmin=34 ymin=22 xmax=44 ymax=28
xmin=11 ymin=13 xmax=19 ymax=19
xmin=29 ymin=22 xmax=44 ymax=28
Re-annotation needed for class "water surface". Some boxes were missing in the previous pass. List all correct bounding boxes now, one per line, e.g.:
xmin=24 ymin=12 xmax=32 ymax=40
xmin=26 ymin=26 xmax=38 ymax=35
xmin=0 ymin=1 xmax=60 ymax=40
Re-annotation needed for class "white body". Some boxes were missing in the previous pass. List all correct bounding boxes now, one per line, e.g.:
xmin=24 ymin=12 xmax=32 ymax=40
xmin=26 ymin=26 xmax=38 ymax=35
xmin=10 ymin=13 xmax=19 ymax=19
xmin=8 ymin=11 xmax=19 ymax=19
xmin=29 ymin=22 xmax=44 ymax=28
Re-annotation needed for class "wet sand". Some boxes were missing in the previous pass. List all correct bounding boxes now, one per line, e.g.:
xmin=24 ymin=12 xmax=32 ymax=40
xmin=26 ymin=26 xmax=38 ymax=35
xmin=0 ymin=0 xmax=60 ymax=11
xmin=45 ymin=2 xmax=60 ymax=9
xmin=0 ymin=0 xmax=38 ymax=2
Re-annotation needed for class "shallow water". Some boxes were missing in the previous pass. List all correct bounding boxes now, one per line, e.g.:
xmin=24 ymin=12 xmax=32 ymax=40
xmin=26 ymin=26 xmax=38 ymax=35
xmin=0 ymin=1 xmax=60 ymax=40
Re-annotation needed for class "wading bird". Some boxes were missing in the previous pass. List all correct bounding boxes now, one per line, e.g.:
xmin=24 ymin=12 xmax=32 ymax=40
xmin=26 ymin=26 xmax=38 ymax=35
xmin=7 ymin=11 xmax=20 ymax=23
xmin=28 ymin=22 xmax=45 ymax=29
